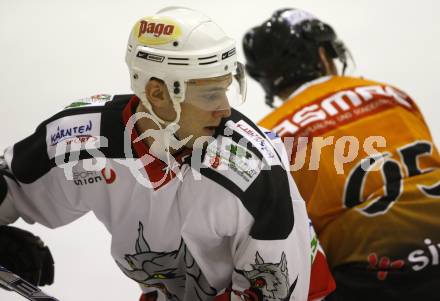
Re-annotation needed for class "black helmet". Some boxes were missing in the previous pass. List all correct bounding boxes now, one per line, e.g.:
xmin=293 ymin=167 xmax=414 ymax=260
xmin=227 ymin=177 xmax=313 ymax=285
xmin=243 ymin=8 xmax=349 ymax=107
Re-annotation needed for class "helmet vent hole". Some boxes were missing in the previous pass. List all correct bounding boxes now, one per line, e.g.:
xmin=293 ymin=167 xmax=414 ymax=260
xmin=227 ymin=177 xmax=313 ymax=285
xmin=198 ymin=55 xmax=218 ymax=66
xmin=198 ymin=60 xmax=218 ymax=65
xmin=173 ymin=41 xmax=179 ymax=47
xmin=168 ymin=57 xmax=189 ymax=66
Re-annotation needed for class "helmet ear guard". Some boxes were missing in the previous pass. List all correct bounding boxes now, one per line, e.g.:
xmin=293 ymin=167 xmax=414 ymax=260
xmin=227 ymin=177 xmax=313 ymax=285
xmin=243 ymin=8 xmax=353 ymax=107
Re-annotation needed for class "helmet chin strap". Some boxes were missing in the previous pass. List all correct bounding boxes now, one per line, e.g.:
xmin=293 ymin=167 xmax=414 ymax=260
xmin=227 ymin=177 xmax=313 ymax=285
xmin=137 ymin=93 xmax=192 ymax=164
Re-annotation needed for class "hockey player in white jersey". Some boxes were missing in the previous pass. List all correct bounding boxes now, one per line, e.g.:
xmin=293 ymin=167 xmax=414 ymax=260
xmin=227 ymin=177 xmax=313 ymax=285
xmin=0 ymin=7 xmax=331 ymax=301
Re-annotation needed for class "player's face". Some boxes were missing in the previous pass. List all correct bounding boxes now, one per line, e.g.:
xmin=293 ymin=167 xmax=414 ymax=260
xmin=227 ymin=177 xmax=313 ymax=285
xmin=176 ymin=75 xmax=232 ymax=148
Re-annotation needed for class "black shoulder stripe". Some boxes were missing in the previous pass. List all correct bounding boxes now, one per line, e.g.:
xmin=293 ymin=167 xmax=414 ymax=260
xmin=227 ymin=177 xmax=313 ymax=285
xmin=245 ymin=167 xmax=294 ymax=240
xmin=201 ymin=110 xmax=295 ymax=240
xmin=100 ymin=102 xmax=132 ymax=159
xmin=101 ymin=94 xmax=137 ymax=159
xmin=105 ymin=94 xmax=133 ymax=108
xmin=12 ymin=95 xmax=136 ymax=183
xmin=11 ymin=126 xmax=53 ymax=184
xmin=0 ymin=158 xmax=18 ymax=204
xmin=35 ymin=94 xmax=132 ymax=132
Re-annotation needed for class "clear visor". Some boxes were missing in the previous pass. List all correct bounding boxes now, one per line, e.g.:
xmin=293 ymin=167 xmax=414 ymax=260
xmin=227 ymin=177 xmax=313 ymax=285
xmin=183 ymin=62 xmax=247 ymax=111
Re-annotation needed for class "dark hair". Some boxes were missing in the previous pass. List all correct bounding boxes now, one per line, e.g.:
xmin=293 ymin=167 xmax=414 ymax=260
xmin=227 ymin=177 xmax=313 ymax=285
xmin=243 ymin=8 xmax=348 ymax=107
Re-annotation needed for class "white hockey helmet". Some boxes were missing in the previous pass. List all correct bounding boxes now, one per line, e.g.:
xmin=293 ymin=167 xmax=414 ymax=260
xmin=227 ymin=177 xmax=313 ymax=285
xmin=126 ymin=6 xmax=246 ymax=124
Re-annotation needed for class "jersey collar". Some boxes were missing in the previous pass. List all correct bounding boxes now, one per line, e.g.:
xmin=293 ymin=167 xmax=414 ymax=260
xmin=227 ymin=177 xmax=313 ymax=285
xmin=121 ymin=96 xmax=191 ymax=190
xmin=286 ymin=76 xmax=333 ymax=101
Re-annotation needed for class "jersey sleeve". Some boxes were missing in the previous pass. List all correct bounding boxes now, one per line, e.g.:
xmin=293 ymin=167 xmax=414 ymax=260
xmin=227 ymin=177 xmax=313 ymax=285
xmin=181 ymin=115 xmax=313 ymax=300
xmin=0 ymin=156 xmax=20 ymax=225
xmin=0 ymin=111 xmax=96 ymax=228
xmin=181 ymin=173 xmax=312 ymax=301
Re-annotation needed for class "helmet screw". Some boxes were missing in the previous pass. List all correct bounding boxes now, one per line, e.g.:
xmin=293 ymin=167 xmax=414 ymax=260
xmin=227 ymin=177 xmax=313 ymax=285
xmin=173 ymin=81 xmax=180 ymax=87
xmin=174 ymin=88 xmax=180 ymax=94
xmin=133 ymin=74 xmax=138 ymax=80
xmin=173 ymin=41 xmax=179 ymax=47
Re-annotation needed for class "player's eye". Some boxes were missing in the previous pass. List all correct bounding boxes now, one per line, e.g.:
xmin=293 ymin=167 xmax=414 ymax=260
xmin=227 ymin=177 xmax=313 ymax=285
xmin=200 ymin=92 xmax=223 ymax=101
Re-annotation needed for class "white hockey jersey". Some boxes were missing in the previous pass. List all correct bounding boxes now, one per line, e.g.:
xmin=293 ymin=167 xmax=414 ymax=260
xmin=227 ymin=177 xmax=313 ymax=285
xmin=0 ymin=95 xmax=313 ymax=301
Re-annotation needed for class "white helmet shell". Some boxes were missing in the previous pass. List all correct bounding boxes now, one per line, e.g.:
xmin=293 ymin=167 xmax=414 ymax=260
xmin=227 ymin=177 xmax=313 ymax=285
xmin=126 ymin=6 xmax=239 ymax=123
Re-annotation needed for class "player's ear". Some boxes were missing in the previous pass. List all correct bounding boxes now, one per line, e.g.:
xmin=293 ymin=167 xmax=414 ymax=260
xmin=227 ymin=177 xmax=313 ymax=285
xmin=318 ymin=47 xmax=337 ymax=76
xmin=145 ymin=78 xmax=172 ymax=109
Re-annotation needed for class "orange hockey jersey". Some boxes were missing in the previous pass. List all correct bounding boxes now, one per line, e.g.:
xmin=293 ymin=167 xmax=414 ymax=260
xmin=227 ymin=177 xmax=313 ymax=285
xmin=259 ymin=76 xmax=440 ymax=280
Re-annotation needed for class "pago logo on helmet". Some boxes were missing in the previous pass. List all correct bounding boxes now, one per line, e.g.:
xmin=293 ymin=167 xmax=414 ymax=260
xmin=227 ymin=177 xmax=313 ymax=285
xmin=135 ymin=17 xmax=182 ymax=45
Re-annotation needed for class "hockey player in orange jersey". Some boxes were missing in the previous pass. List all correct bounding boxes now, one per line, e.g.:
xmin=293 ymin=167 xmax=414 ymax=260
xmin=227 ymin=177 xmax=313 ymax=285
xmin=243 ymin=8 xmax=440 ymax=301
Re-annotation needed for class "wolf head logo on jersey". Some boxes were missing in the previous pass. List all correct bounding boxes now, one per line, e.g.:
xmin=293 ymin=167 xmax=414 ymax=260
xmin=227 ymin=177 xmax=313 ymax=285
xmin=116 ymin=222 xmax=216 ymax=301
xmin=236 ymin=251 xmax=298 ymax=300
